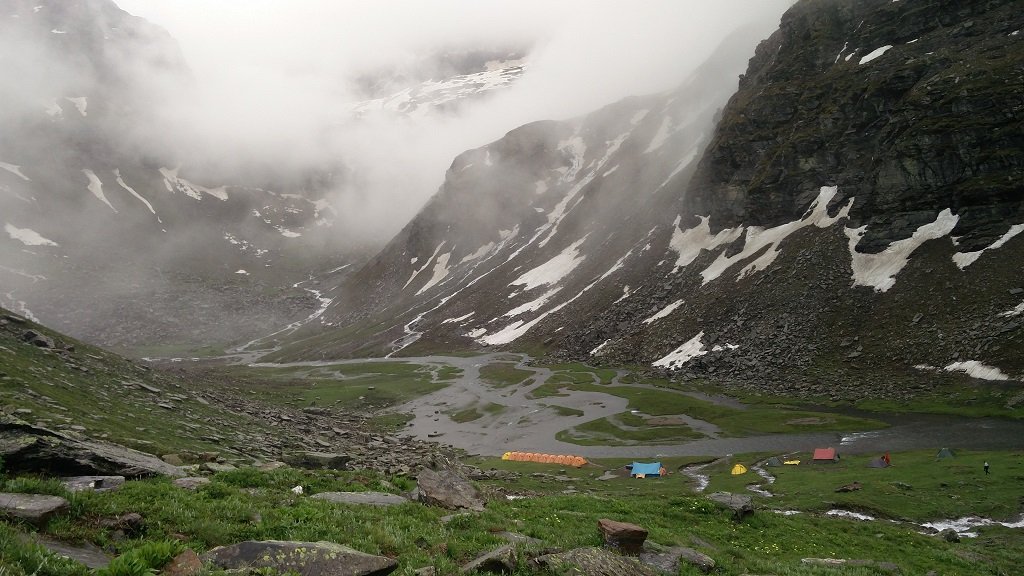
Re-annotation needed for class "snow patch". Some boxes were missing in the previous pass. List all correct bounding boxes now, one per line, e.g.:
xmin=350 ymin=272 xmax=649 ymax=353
xmin=510 ymin=236 xmax=587 ymax=290
xmin=643 ymin=299 xmax=683 ymax=325
xmin=4 ymin=223 xmax=58 ymax=246
xmin=504 ymin=288 xmax=561 ymax=317
xmin=0 ymin=162 xmax=30 ymax=181
xmin=613 ymin=285 xmax=633 ymax=304
xmin=669 ymin=215 xmax=744 ymax=273
xmin=82 ymin=169 xmax=117 ymax=213
xmin=644 ymin=117 xmax=673 ymax=153
xmin=943 ymin=361 xmax=1011 ymax=381
xmin=846 ymin=209 xmax=959 ymax=292
xmin=442 ymin=312 xmax=474 ymax=325
xmin=590 ymin=339 xmax=611 ymax=356
xmin=702 ymin=186 xmax=851 ymax=284
xmin=952 ymin=224 xmax=1024 ymax=269
xmin=998 ymin=302 xmax=1024 ymax=318
xmin=459 ymin=242 xmax=495 ymax=264
xmin=158 ymin=167 xmax=229 ymax=201
xmin=653 ymin=331 xmax=707 ymax=369
xmin=404 ymin=242 xmax=445 ymax=290
xmin=114 ymin=169 xmax=157 ymax=217
xmin=45 ymin=100 xmax=63 ymax=117
xmin=859 ymin=45 xmax=893 ymax=64
xmin=534 ymin=180 xmax=548 ymax=195
xmin=630 ymin=110 xmax=649 ymax=125
xmin=276 ymin=227 xmax=301 ymax=238
xmin=235 ymin=269 xmax=249 ymax=275
xmin=65 ymin=96 xmax=87 ymax=116
xmin=415 ymin=252 xmax=452 ymax=295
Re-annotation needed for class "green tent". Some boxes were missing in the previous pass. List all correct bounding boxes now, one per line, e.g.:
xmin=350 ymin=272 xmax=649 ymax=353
xmin=936 ymin=448 xmax=955 ymax=460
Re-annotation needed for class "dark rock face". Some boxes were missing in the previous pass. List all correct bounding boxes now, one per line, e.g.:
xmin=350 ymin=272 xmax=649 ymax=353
xmin=416 ymin=469 xmax=486 ymax=511
xmin=0 ymin=415 xmax=184 ymax=478
xmin=285 ymin=451 xmax=352 ymax=470
xmin=200 ymin=540 xmax=398 ymax=576
xmin=683 ymin=0 xmax=1024 ymax=253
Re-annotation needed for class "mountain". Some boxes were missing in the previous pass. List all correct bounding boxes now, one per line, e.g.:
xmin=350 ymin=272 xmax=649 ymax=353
xmin=271 ymin=0 xmax=1023 ymax=397
xmin=0 ymin=0 xmax=353 ymax=352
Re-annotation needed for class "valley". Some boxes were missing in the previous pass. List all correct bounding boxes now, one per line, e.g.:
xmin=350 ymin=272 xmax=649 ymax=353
xmin=2 ymin=0 xmax=1023 ymax=574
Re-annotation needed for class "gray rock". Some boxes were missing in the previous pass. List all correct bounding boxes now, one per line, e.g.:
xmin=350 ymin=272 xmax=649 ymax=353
xmin=201 ymin=540 xmax=398 ymax=576
xmin=416 ymin=468 xmax=485 ymax=511
xmin=533 ymin=547 xmax=659 ymax=576
xmin=201 ymin=462 xmax=237 ymax=473
xmin=61 ymin=475 xmax=125 ymax=493
xmin=0 ymin=492 xmax=69 ymax=526
xmin=460 ymin=544 xmax=516 ymax=574
xmin=173 ymin=477 xmax=210 ymax=490
xmin=0 ymin=415 xmax=184 ymax=478
xmin=413 ymin=568 xmax=437 ymax=576
xmin=312 ymin=491 xmax=409 ymax=507
xmin=20 ymin=533 xmax=111 ymax=569
xmin=21 ymin=330 xmax=54 ymax=348
xmin=939 ymin=528 xmax=960 ymax=543
xmin=640 ymin=546 xmax=716 ymax=574
xmin=285 ymin=451 xmax=351 ymax=470
xmin=707 ymin=492 xmax=754 ymax=521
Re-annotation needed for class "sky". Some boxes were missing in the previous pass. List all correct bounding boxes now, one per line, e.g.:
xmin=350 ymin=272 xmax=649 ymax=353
xmin=115 ymin=0 xmax=794 ymax=242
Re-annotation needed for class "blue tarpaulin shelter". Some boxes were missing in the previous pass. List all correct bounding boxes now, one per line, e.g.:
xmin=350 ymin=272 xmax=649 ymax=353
xmin=629 ymin=462 xmax=663 ymax=477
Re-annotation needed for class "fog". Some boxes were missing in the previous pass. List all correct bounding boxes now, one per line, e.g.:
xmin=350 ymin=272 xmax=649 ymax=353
xmin=116 ymin=0 xmax=794 ymax=242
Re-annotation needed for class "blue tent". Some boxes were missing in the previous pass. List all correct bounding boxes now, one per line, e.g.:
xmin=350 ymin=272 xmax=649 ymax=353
xmin=629 ymin=462 xmax=663 ymax=477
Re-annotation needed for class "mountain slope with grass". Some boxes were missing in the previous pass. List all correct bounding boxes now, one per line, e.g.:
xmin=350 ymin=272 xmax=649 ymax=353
xmin=274 ymin=0 xmax=1023 ymax=405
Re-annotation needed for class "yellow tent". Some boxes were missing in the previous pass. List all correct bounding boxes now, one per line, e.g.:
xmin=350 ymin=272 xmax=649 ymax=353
xmin=783 ymin=460 xmax=801 ymax=465
xmin=731 ymin=463 xmax=748 ymax=475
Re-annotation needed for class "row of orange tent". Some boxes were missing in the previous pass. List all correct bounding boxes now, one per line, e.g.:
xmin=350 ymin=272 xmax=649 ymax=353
xmin=502 ymin=452 xmax=587 ymax=467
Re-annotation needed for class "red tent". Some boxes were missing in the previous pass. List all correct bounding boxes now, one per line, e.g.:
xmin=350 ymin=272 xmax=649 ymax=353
xmin=812 ymin=448 xmax=838 ymax=462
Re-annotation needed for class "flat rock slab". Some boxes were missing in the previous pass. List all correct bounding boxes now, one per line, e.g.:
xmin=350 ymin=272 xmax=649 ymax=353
xmin=416 ymin=468 xmax=485 ymax=511
xmin=460 ymin=544 xmax=516 ymax=574
xmin=62 ymin=475 xmax=125 ymax=493
xmin=707 ymin=492 xmax=754 ymax=521
xmin=0 ymin=492 xmax=69 ymax=526
xmin=201 ymin=540 xmax=397 ymax=576
xmin=533 ymin=547 xmax=659 ymax=576
xmin=313 ymin=492 xmax=409 ymax=507
xmin=172 ymin=477 xmax=211 ymax=490
xmin=1 ymin=415 xmax=184 ymax=478
xmin=640 ymin=546 xmax=715 ymax=574
xmin=23 ymin=533 xmax=112 ymax=569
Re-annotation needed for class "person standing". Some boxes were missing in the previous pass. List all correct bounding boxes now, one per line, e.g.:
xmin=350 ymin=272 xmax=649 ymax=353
xmin=984 ymin=461 xmax=990 ymax=475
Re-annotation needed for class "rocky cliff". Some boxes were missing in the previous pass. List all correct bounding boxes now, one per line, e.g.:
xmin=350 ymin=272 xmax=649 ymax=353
xmin=274 ymin=0 xmax=1023 ymax=398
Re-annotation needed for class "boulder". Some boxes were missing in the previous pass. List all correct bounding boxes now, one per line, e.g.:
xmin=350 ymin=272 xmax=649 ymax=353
xmin=640 ymin=546 xmax=715 ymax=574
xmin=201 ymin=540 xmax=397 ymax=576
xmin=62 ymin=475 xmax=125 ymax=493
xmin=0 ymin=493 xmax=69 ymax=526
xmin=21 ymin=329 xmax=54 ymax=348
xmin=0 ymin=415 xmax=184 ymax=478
xmin=460 ymin=544 xmax=516 ymax=574
xmin=416 ymin=468 xmax=485 ymax=511
xmin=939 ymin=528 xmax=960 ymax=543
xmin=99 ymin=513 xmax=146 ymax=537
xmin=160 ymin=549 xmax=203 ymax=576
xmin=285 ymin=451 xmax=351 ymax=470
xmin=312 ymin=491 xmax=409 ymax=507
xmin=532 ymin=547 xmax=659 ymax=576
xmin=597 ymin=519 xmax=648 ymax=555
xmin=200 ymin=462 xmax=237 ymax=473
xmin=22 ymin=533 xmax=111 ymax=569
xmin=707 ymin=492 xmax=754 ymax=521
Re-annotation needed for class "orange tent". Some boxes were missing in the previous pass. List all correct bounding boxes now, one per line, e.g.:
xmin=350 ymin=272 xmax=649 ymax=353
xmin=501 ymin=452 xmax=588 ymax=467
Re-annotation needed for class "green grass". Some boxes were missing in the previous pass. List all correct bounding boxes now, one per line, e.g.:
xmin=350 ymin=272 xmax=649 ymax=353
xmin=478 ymin=362 xmax=533 ymax=388
xmin=543 ymin=404 xmax=584 ymax=417
xmin=450 ymin=402 xmax=507 ymax=423
xmin=3 ymin=450 xmax=1024 ymax=575
xmin=556 ymin=412 xmax=704 ymax=446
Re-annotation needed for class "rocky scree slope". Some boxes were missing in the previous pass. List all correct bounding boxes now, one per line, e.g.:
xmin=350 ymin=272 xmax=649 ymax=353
xmin=0 ymin=0 xmax=349 ymax=352
xmin=0 ymin=306 xmax=455 ymax=478
xmin=274 ymin=0 xmax=1023 ymax=400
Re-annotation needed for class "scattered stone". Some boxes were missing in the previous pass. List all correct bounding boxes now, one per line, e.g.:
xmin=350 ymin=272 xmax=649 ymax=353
xmin=1009 ymin=288 xmax=1023 ymax=295
xmin=285 ymin=451 xmax=351 ymax=470
xmin=161 ymin=454 xmax=185 ymax=466
xmin=533 ymin=547 xmax=659 ymax=576
xmin=172 ymin=477 xmax=210 ymax=490
xmin=160 ymin=549 xmax=202 ymax=576
xmin=21 ymin=330 xmax=54 ymax=348
xmin=597 ymin=471 xmax=619 ymax=481
xmin=258 ymin=461 xmax=288 ymax=471
xmin=707 ymin=492 xmax=754 ymax=521
xmin=0 ymin=493 xmax=69 ymax=526
xmin=460 ymin=544 xmax=516 ymax=574
xmin=200 ymin=462 xmax=236 ymax=473
xmin=835 ymin=481 xmax=862 ymax=493
xmin=416 ymin=468 xmax=485 ymax=511
xmin=100 ymin=513 xmax=145 ymax=537
xmin=495 ymin=531 xmax=543 ymax=546
xmin=598 ymin=519 xmax=648 ymax=555
xmin=939 ymin=528 xmax=960 ymax=543
xmin=62 ymin=475 xmax=125 ymax=493
xmin=413 ymin=568 xmax=436 ymax=576
xmin=201 ymin=540 xmax=398 ymax=576
xmin=640 ymin=545 xmax=715 ymax=574
xmin=312 ymin=492 xmax=409 ymax=507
